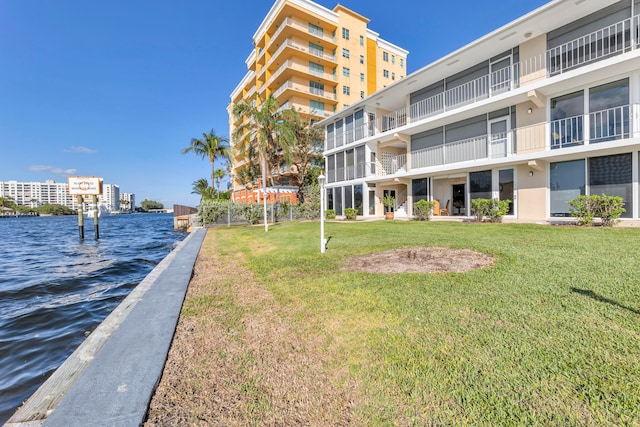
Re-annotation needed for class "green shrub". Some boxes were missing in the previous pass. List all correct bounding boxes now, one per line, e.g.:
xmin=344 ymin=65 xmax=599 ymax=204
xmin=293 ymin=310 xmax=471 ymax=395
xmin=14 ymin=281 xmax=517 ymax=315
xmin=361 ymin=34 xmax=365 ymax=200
xmin=413 ymin=199 xmax=435 ymax=221
xmin=471 ymin=198 xmax=511 ymax=223
xmin=344 ymin=208 xmax=358 ymax=220
xmin=569 ymin=194 xmax=625 ymax=227
xmin=325 ymin=209 xmax=336 ymax=220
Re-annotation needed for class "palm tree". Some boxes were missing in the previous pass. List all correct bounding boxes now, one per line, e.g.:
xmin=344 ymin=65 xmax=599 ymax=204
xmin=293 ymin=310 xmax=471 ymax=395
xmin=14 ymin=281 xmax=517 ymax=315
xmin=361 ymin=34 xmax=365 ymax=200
xmin=232 ymin=95 xmax=298 ymax=231
xmin=213 ymin=168 xmax=226 ymax=196
xmin=191 ymin=178 xmax=211 ymax=202
xmin=182 ymin=129 xmax=230 ymax=187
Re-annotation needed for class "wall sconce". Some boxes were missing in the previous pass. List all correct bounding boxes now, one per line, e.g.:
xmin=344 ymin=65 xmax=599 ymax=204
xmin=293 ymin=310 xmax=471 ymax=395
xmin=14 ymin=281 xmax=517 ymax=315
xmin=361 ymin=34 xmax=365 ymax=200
xmin=527 ymin=107 xmax=533 ymax=114
xmin=529 ymin=170 xmax=534 ymax=177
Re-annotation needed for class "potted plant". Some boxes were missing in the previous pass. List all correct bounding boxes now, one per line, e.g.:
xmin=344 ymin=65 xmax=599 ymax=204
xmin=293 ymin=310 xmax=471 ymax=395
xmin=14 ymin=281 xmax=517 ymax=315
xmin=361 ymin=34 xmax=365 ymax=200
xmin=383 ymin=194 xmax=395 ymax=220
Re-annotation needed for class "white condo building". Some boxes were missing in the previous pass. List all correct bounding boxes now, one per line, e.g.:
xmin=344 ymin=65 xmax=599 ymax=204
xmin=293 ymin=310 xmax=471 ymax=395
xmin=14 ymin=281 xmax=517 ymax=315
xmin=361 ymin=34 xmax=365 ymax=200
xmin=0 ymin=180 xmax=78 ymax=209
xmin=0 ymin=180 xmax=128 ymax=211
xmin=100 ymin=184 xmax=120 ymax=212
xmin=120 ymin=192 xmax=135 ymax=212
xmin=320 ymin=0 xmax=640 ymax=223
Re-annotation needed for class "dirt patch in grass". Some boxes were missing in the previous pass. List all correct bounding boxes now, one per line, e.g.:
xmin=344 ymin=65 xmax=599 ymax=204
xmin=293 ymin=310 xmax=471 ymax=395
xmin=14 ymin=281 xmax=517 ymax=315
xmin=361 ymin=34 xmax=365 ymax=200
xmin=342 ymin=247 xmax=495 ymax=273
xmin=144 ymin=231 xmax=357 ymax=426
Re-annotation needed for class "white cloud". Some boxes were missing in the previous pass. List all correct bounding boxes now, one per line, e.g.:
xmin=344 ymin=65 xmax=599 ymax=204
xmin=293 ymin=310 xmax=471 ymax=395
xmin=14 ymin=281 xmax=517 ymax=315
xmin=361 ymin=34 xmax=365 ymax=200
xmin=29 ymin=165 xmax=78 ymax=175
xmin=64 ymin=146 xmax=96 ymax=153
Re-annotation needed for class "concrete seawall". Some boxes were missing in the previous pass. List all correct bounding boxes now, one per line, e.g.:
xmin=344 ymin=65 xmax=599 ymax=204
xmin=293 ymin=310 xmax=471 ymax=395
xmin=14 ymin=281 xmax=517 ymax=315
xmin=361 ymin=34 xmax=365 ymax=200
xmin=5 ymin=228 xmax=207 ymax=427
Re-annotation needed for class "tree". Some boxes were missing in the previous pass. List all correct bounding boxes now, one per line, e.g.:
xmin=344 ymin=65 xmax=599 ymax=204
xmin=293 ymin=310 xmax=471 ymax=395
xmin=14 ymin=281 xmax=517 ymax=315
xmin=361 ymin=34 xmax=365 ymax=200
xmin=213 ymin=168 xmax=226 ymax=196
xmin=140 ymin=199 xmax=164 ymax=211
xmin=191 ymin=178 xmax=210 ymax=201
xmin=290 ymin=114 xmax=325 ymax=202
xmin=232 ymin=95 xmax=298 ymax=232
xmin=182 ymin=129 xmax=231 ymax=188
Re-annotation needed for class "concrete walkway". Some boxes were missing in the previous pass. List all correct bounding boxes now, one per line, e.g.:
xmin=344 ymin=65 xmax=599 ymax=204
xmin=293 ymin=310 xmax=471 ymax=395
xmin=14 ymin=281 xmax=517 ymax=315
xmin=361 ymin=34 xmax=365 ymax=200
xmin=5 ymin=228 xmax=206 ymax=427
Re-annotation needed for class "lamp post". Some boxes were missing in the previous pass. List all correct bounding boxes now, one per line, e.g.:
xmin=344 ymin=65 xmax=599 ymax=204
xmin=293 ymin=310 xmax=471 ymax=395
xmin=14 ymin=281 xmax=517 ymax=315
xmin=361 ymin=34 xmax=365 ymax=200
xmin=318 ymin=174 xmax=326 ymax=253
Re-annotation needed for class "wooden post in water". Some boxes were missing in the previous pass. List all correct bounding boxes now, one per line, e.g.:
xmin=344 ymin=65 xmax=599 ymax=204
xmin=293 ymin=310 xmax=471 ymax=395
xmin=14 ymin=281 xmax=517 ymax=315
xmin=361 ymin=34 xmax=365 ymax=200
xmin=77 ymin=195 xmax=84 ymax=240
xmin=92 ymin=195 xmax=99 ymax=239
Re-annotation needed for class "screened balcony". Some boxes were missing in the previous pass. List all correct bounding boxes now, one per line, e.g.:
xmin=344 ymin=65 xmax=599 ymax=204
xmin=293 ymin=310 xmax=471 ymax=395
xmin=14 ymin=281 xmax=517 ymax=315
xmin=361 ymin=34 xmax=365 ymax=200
xmin=327 ymin=14 xmax=640 ymax=148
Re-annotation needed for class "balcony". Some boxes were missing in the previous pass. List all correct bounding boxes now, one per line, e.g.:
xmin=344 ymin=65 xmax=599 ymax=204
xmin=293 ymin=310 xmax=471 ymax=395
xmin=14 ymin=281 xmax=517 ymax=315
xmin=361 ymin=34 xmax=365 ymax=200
xmin=267 ymin=39 xmax=336 ymax=70
xmin=273 ymin=80 xmax=337 ymax=102
xmin=328 ymin=14 xmax=640 ymax=147
xmin=262 ymin=18 xmax=337 ymax=63
xmin=326 ymin=105 xmax=637 ymax=184
xmin=271 ymin=59 xmax=336 ymax=85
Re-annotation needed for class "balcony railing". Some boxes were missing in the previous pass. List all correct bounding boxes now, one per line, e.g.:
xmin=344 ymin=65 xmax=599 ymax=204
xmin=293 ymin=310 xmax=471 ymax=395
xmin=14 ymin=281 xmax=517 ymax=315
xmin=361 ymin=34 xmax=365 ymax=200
xmin=267 ymin=39 xmax=336 ymax=69
xmin=273 ymin=80 xmax=337 ymax=100
xmin=325 ymin=15 xmax=640 ymax=148
xmin=327 ymin=105 xmax=637 ymax=183
xmin=551 ymin=104 xmax=631 ymax=148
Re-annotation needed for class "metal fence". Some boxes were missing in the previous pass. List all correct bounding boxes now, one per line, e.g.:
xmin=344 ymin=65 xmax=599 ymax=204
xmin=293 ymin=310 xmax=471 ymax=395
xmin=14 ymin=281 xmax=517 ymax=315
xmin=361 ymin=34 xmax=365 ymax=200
xmin=198 ymin=201 xmax=321 ymax=227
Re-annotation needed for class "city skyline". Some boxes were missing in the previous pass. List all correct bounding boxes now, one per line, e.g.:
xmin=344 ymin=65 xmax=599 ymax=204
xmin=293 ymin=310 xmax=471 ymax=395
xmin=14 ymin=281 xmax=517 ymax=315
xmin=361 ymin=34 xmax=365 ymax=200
xmin=0 ymin=0 xmax=549 ymax=207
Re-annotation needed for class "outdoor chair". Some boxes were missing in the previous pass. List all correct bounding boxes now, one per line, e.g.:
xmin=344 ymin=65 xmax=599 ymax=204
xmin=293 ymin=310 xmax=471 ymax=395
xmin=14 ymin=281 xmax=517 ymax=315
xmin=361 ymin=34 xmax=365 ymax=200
xmin=440 ymin=199 xmax=450 ymax=216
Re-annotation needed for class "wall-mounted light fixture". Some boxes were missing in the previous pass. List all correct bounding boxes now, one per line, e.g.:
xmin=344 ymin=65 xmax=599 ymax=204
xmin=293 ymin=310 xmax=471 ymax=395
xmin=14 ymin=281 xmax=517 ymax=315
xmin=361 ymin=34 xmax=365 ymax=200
xmin=529 ymin=170 xmax=534 ymax=177
xmin=527 ymin=107 xmax=533 ymax=114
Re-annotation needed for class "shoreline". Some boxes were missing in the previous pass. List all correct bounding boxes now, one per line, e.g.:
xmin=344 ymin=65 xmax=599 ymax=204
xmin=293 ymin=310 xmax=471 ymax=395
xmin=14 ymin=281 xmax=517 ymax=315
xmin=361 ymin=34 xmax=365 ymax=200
xmin=4 ymin=228 xmax=206 ymax=427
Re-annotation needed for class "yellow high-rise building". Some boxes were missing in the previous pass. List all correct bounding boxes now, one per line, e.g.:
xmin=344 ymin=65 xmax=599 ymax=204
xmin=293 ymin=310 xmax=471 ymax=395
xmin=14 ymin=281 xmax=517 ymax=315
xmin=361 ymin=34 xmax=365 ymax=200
xmin=228 ymin=0 xmax=408 ymax=201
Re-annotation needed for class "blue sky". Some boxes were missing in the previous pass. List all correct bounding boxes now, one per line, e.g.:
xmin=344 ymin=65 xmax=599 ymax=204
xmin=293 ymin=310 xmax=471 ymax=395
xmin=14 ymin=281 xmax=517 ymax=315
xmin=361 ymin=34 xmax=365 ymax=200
xmin=0 ymin=0 xmax=548 ymax=207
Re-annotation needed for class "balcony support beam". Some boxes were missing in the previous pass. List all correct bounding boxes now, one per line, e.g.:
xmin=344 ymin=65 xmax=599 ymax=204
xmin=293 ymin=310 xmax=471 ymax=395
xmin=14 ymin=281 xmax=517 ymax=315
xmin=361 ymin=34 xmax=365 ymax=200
xmin=527 ymin=90 xmax=546 ymax=109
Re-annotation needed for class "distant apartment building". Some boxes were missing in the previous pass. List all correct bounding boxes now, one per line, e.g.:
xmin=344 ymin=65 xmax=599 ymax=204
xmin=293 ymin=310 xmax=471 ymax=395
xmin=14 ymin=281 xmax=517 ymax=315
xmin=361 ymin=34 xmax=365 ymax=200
xmin=120 ymin=192 xmax=135 ymax=212
xmin=0 ymin=180 xmax=128 ymax=211
xmin=100 ymin=184 xmax=120 ymax=212
xmin=320 ymin=0 xmax=640 ymax=223
xmin=228 ymin=0 xmax=408 ymax=202
xmin=0 ymin=180 xmax=78 ymax=209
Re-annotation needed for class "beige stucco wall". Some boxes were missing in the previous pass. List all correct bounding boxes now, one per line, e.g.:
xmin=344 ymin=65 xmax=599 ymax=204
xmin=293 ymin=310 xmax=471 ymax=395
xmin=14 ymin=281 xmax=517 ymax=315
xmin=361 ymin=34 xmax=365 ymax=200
xmin=516 ymin=164 xmax=547 ymax=221
xmin=519 ymin=34 xmax=547 ymax=86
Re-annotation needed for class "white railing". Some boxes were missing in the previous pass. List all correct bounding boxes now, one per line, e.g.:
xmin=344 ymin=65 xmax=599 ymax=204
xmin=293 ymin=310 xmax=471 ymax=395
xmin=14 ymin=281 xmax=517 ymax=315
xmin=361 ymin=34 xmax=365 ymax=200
xmin=381 ymin=107 xmax=408 ymax=132
xmin=548 ymin=16 xmax=635 ymax=75
xmin=411 ymin=135 xmax=490 ymax=169
xmin=324 ymin=15 xmax=640 ymax=147
xmin=589 ymin=105 xmax=631 ymax=143
xmin=380 ymin=152 xmax=407 ymax=175
xmin=550 ymin=115 xmax=584 ymax=149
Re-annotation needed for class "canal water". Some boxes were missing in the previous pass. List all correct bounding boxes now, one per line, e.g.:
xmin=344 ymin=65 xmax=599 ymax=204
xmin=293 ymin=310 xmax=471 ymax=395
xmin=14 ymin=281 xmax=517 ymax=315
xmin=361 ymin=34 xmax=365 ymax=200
xmin=0 ymin=213 xmax=187 ymax=424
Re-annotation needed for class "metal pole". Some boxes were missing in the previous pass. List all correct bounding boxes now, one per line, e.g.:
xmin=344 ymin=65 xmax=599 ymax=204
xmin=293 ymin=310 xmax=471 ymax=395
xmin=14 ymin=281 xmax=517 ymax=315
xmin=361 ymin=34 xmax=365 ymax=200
xmin=92 ymin=195 xmax=99 ymax=239
xmin=77 ymin=195 xmax=84 ymax=240
xmin=319 ymin=174 xmax=325 ymax=254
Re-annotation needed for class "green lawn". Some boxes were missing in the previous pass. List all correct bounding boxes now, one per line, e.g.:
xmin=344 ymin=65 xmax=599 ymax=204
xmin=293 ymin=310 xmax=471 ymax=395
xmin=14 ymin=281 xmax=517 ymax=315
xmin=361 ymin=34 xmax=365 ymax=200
xmin=211 ymin=221 xmax=640 ymax=426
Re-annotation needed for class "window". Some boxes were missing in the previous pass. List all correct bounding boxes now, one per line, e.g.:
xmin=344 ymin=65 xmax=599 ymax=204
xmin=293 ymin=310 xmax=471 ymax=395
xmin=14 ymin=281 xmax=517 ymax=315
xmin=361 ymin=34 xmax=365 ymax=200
xmin=589 ymin=79 xmax=630 ymax=143
xmin=343 ymin=67 xmax=350 ymax=77
xmin=360 ymin=91 xmax=365 ymax=99
xmin=550 ymin=159 xmax=585 ymax=217
xmin=551 ymin=91 xmax=584 ymax=148
xmin=383 ymin=70 xmax=389 ymax=78
xmin=499 ymin=169 xmax=514 ymax=215
xmin=360 ymin=35 xmax=364 ymax=46
xmin=400 ymin=58 xmax=404 ymax=68
xmin=359 ymin=55 xmax=364 ymax=64
xmin=308 ymin=42 xmax=323 ymax=56
xmin=310 ymin=100 xmax=325 ymax=115
xmin=342 ymin=48 xmax=350 ymax=58
xmin=360 ymin=73 xmax=364 ymax=82
xmin=354 ymin=185 xmax=363 ymax=215
xmin=590 ymin=153 xmax=632 ymax=218
xmin=392 ymin=72 xmax=395 ymax=81
xmin=470 ymin=170 xmax=492 ymax=201
xmin=308 ymin=23 xmax=323 ymax=37
xmin=342 ymin=28 xmax=349 ymax=39
xmin=391 ymin=55 xmax=395 ymax=64
xmin=309 ymin=80 xmax=324 ymax=95
xmin=343 ymin=86 xmax=350 ymax=95
xmin=309 ymin=61 xmax=324 ymax=77
xmin=383 ymin=52 xmax=389 ymax=62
